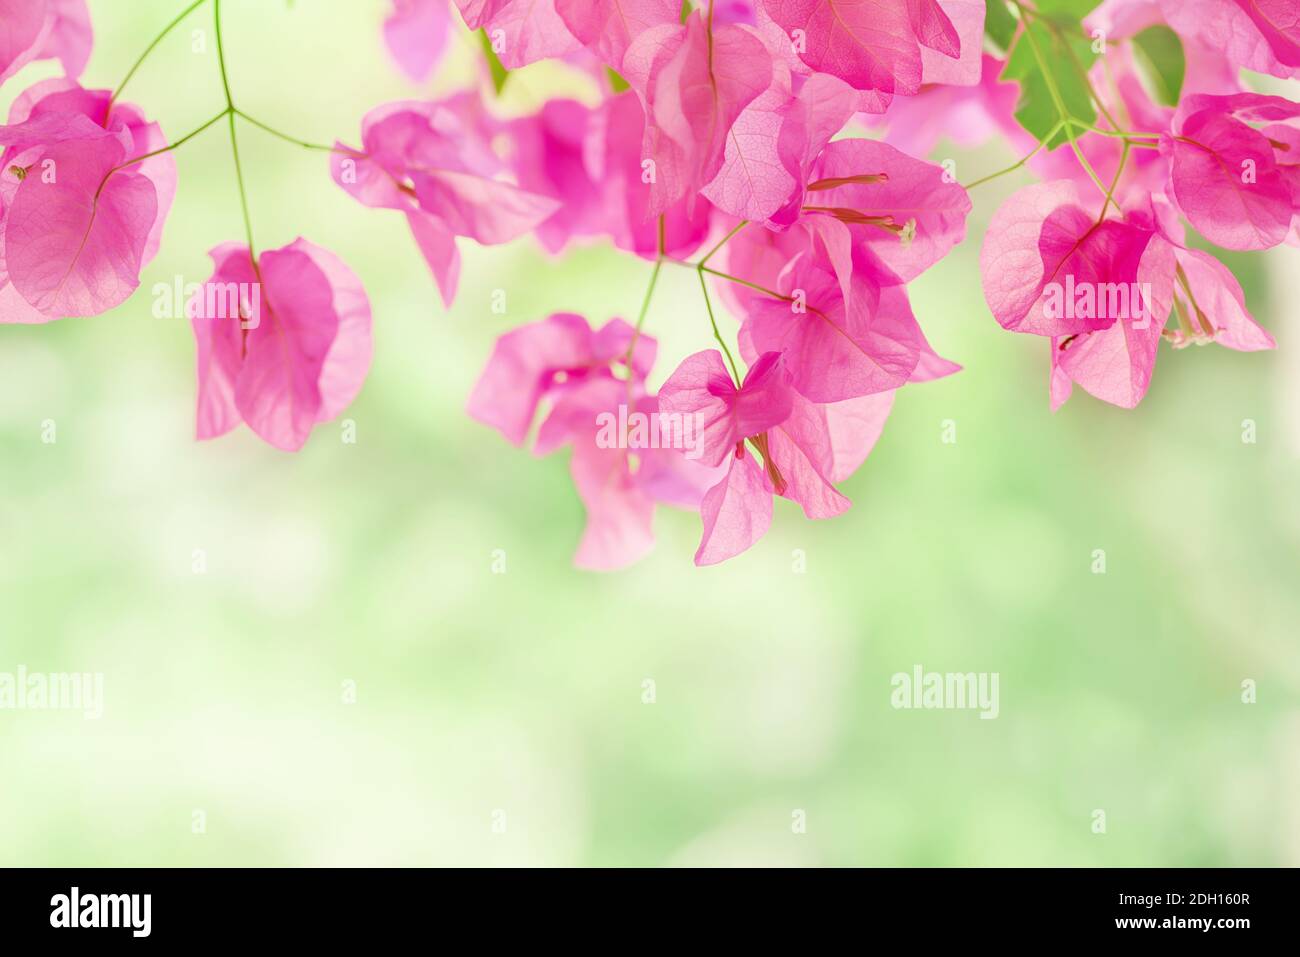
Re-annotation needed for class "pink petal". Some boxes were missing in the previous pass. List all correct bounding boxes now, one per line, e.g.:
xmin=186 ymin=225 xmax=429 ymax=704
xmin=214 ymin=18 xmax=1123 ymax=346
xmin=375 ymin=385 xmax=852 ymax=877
xmin=767 ymin=391 xmax=851 ymax=519
xmin=742 ymin=260 xmax=920 ymax=402
xmin=5 ymin=137 xmax=156 ymax=318
xmin=761 ymin=0 xmax=929 ymax=98
xmin=555 ymin=0 xmax=679 ymax=69
xmin=0 ymin=0 xmax=52 ymax=85
xmin=411 ymin=167 xmax=560 ymax=245
xmin=980 ymin=180 xmax=1155 ymax=337
xmin=569 ymin=441 xmax=657 ymax=570
xmin=804 ymin=137 xmax=971 ymax=283
xmin=1166 ymin=106 xmax=1294 ymax=250
xmin=919 ymin=0 xmax=982 ymax=85
xmin=820 ymin=390 xmax=895 ymax=482
xmin=625 ymin=14 xmax=772 ymax=214
xmin=291 ymin=239 xmax=375 ymax=421
xmin=453 ymin=0 xmax=581 ymax=69
xmin=1173 ymin=246 xmax=1275 ymax=351
xmin=466 ymin=312 xmax=599 ymax=446
xmin=1161 ymin=0 xmax=1299 ymax=79
xmin=190 ymin=243 xmax=255 ymax=440
xmin=695 ymin=451 xmax=773 ymax=565
xmin=658 ymin=349 xmax=795 ymax=466
xmin=404 ymin=210 xmax=460 ymax=308
xmin=38 ymin=0 xmax=92 ymax=78
xmin=234 ymin=245 xmax=344 ymax=451
xmin=384 ymin=0 xmax=451 ymax=83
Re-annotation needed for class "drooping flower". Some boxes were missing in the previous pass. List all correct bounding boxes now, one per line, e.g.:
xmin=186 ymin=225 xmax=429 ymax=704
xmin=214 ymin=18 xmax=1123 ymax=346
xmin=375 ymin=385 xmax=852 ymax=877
xmin=190 ymin=239 xmax=373 ymax=451
xmin=467 ymin=312 xmax=716 ymax=569
xmin=621 ymin=9 xmax=773 ymax=216
xmin=737 ymin=249 xmax=928 ymax=402
xmin=331 ymin=94 xmax=560 ymax=307
xmin=0 ymin=79 xmax=174 ymax=321
xmin=383 ymin=0 xmax=452 ymax=83
xmin=701 ymin=62 xmax=858 ymax=225
xmin=795 ymin=136 xmax=973 ymax=281
xmin=1163 ymin=92 xmax=1300 ymax=251
xmin=982 ymin=182 xmax=1274 ymax=409
xmin=658 ymin=348 xmax=896 ymax=564
xmin=505 ymin=99 xmax=604 ymax=254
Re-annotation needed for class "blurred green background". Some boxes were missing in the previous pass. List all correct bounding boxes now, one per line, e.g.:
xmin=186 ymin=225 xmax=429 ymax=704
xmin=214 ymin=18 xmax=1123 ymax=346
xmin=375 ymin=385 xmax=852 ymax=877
xmin=1 ymin=1 xmax=1297 ymax=867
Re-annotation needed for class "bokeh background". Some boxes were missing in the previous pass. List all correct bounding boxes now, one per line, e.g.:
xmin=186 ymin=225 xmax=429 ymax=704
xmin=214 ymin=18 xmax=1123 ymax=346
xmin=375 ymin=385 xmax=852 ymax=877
xmin=1 ymin=0 xmax=1297 ymax=867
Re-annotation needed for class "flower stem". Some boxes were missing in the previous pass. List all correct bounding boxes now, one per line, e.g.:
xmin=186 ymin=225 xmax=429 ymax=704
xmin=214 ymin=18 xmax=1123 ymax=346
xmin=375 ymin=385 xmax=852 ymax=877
xmin=109 ymin=109 xmax=229 ymax=177
xmin=214 ymin=0 xmax=258 ymax=264
xmin=110 ymin=0 xmax=209 ymax=108
xmin=697 ymin=268 xmax=741 ymax=385
xmin=1011 ymin=1 xmax=1109 ymax=196
xmin=234 ymin=109 xmax=339 ymax=152
xmin=964 ymin=121 xmax=1063 ymax=190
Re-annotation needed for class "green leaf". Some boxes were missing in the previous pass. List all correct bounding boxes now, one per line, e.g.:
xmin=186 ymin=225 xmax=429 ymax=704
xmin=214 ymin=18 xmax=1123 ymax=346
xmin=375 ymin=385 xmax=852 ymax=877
xmin=1032 ymin=0 xmax=1103 ymax=17
xmin=680 ymin=0 xmax=692 ymax=24
xmin=983 ymin=1 xmax=1017 ymax=53
xmin=479 ymin=29 xmax=509 ymax=95
xmin=1001 ymin=18 xmax=1097 ymax=150
xmin=606 ymin=67 xmax=630 ymax=93
xmin=1131 ymin=25 xmax=1185 ymax=107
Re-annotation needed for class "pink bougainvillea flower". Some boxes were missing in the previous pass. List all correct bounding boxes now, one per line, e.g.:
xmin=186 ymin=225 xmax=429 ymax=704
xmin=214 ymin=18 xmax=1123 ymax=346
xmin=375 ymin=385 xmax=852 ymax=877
xmin=332 ymin=94 xmax=560 ymax=307
xmin=555 ymin=0 xmax=680 ymax=70
xmin=1163 ymin=92 xmax=1300 ymax=250
xmin=545 ymin=378 xmax=720 ymax=570
xmin=1162 ymin=0 xmax=1299 ymax=79
xmin=735 ymin=242 xmax=937 ymax=403
xmin=656 ymin=349 xmax=796 ymax=466
xmin=467 ymin=312 xmax=716 ymax=569
xmin=983 ymin=185 xmax=1273 ymax=410
xmin=585 ymin=91 xmax=711 ymax=259
xmin=0 ymin=79 xmax=177 ymax=322
xmin=797 ymin=136 xmax=972 ymax=282
xmin=2 ymin=137 xmax=153 ymax=320
xmin=622 ymin=9 xmax=772 ymax=216
xmin=0 ymin=0 xmax=90 ymax=85
xmin=467 ymin=312 xmax=654 ymax=447
xmin=506 ymin=99 xmax=603 ymax=254
xmin=757 ymin=0 xmax=961 ymax=109
xmin=980 ymin=180 xmax=1161 ymax=338
xmin=452 ymin=0 xmax=581 ymax=69
xmin=877 ymin=54 xmax=1018 ymax=158
xmin=659 ymin=347 xmax=898 ymax=564
xmin=384 ymin=0 xmax=451 ymax=83
xmin=190 ymin=239 xmax=372 ymax=452
xmin=702 ymin=63 xmax=857 ymax=224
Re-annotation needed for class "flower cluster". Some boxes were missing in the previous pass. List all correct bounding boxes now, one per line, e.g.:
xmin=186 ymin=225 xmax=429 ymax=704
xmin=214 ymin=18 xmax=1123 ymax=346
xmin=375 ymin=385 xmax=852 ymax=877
xmin=2 ymin=0 xmax=1296 ymax=568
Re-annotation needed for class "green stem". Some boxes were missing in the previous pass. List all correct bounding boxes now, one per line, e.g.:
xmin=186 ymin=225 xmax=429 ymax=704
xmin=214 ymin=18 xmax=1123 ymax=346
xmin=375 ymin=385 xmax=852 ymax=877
xmin=1097 ymin=139 xmax=1130 ymax=222
xmin=698 ymin=220 xmax=747 ymax=269
xmin=110 ymin=0 xmax=209 ymax=108
xmin=108 ymin=109 xmax=229 ymax=177
xmin=964 ymin=121 xmax=1062 ymax=190
xmin=214 ymin=0 xmax=258 ymax=263
xmin=1012 ymin=2 xmax=1109 ymax=196
xmin=235 ymin=109 xmax=339 ymax=152
xmin=697 ymin=269 xmax=741 ymax=385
